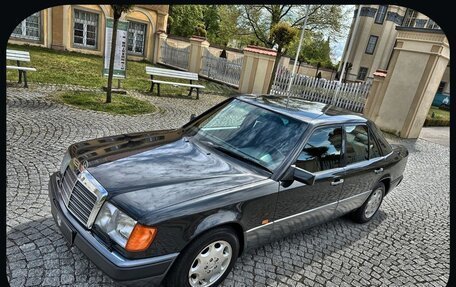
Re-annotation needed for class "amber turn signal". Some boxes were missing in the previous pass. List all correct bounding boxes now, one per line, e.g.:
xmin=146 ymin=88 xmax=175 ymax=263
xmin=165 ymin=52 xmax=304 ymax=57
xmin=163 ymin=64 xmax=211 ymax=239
xmin=125 ymin=224 xmax=157 ymax=252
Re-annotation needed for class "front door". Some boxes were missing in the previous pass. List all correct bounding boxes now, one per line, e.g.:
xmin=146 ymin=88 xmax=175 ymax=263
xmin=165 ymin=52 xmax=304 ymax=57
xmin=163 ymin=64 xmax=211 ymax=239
xmin=273 ymin=126 xmax=345 ymax=239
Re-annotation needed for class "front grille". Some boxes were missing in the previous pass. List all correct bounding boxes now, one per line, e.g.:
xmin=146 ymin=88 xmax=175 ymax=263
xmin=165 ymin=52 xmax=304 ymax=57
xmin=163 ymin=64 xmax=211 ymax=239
xmin=61 ymin=167 xmax=78 ymax=205
xmin=59 ymin=161 xmax=107 ymax=229
xmin=68 ymin=181 xmax=97 ymax=224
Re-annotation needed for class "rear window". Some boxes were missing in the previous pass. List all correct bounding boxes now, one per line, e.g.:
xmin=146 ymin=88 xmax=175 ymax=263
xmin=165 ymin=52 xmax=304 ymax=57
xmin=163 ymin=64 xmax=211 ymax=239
xmin=369 ymin=122 xmax=392 ymax=155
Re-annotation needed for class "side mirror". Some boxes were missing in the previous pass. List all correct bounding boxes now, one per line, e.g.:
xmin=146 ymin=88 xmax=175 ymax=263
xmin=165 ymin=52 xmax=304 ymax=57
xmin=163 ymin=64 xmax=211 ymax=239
xmin=292 ymin=165 xmax=315 ymax=186
xmin=190 ymin=113 xmax=196 ymax=121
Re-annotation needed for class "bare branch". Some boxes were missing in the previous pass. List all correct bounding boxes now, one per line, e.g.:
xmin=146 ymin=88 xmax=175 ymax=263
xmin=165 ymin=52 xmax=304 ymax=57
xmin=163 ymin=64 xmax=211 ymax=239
xmin=290 ymin=5 xmax=322 ymax=27
xmin=280 ymin=5 xmax=293 ymax=20
xmin=244 ymin=6 xmax=271 ymax=46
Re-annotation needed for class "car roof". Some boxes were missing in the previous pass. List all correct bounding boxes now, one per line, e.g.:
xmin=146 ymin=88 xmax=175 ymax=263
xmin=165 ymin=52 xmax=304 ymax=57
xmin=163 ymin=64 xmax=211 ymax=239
xmin=237 ymin=94 xmax=368 ymax=125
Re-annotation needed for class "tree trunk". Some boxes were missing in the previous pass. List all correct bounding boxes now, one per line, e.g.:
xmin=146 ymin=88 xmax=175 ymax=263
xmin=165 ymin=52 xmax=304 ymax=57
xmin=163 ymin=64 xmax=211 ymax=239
xmin=106 ymin=17 xmax=119 ymax=104
xmin=267 ymin=46 xmax=282 ymax=94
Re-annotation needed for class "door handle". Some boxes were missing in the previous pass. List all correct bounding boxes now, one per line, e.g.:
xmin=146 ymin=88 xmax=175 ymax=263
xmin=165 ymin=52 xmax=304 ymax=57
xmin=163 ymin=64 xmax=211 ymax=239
xmin=374 ymin=168 xmax=384 ymax=174
xmin=330 ymin=178 xmax=344 ymax=186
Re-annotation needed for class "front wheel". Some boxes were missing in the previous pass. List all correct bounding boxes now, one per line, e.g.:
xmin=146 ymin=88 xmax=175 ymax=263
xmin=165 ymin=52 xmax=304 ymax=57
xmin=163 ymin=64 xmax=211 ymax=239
xmin=351 ymin=182 xmax=385 ymax=223
xmin=164 ymin=226 xmax=240 ymax=287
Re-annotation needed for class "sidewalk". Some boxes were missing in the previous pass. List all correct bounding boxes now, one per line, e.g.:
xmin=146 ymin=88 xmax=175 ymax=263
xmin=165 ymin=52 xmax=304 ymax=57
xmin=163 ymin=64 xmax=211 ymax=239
xmin=419 ymin=126 xmax=450 ymax=147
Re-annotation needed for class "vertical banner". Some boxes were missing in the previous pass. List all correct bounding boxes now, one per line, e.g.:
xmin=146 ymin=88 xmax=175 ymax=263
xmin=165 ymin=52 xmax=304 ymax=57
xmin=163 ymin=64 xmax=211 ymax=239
xmin=103 ymin=18 xmax=129 ymax=78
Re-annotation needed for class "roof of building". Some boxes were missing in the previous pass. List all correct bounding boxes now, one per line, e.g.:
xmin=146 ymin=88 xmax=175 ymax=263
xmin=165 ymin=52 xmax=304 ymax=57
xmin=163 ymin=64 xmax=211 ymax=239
xmin=237 ymin=95 xmax=367 ymax=125
xmin=243 ymin=45 xmax=277 ymax=57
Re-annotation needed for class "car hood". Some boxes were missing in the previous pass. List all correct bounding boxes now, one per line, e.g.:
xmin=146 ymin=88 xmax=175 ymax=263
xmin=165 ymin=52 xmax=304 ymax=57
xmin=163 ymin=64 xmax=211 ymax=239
xmin=68 ymin=129 xmax=267 ymax=220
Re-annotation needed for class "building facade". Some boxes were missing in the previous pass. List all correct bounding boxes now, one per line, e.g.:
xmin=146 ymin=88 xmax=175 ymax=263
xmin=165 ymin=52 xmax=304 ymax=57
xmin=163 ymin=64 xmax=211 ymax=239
xmin=9 ymin=5 xmax=169 ymax=62
xmin=340 ymin=5 xmax=450 ymax=96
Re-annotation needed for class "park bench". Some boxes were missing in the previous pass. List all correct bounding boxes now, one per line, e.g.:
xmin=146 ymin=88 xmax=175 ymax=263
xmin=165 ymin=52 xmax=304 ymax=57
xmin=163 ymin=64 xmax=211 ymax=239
xmin=6 ymin=49 xmax=37 ymax=88
xmin=146 ymin=66 xmax=205 ymax=99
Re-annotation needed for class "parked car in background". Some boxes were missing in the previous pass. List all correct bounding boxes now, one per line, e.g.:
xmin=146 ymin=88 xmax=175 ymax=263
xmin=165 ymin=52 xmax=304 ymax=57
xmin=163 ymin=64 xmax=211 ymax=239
xmin=48 ymin=95 xmax=408 ymax=287
xmin=440 ymin=96 xmax=450 ymax=110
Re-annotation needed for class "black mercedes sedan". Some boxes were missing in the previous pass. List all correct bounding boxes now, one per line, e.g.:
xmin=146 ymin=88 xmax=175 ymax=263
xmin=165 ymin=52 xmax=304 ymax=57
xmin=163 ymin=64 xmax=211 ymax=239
xmin=48 ymin=95 xmax=408 ymax=287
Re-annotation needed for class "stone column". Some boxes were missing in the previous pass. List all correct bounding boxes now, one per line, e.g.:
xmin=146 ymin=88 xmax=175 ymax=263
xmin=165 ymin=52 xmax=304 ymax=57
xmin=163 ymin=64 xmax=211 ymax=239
xmin=51 ymin=6 xmax=65 ymax=50
xmin=188 ymin=36 xmax=209 ymax=73
xmin=153 ymin=31 xmax=167 ymax=64
xmin=238 ymin=45 xmax=277 ymax=94
xmin=363 ymin=27 xmax=449 ymax=138
xmin=363 ymin=69 xmax=387 ymax=119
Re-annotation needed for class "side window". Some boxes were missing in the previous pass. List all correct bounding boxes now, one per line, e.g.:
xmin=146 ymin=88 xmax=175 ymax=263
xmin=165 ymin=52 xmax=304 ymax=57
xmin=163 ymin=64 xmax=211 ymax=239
xmin=344 ymin=125 xmax=369 ymax=164
xmin=369 ymin=123 xmax=393 ymax=155
xmin=369 ymin=131 xmax=382 ymax=159
xmin=296 ymin=127 xmax=342 ymax=173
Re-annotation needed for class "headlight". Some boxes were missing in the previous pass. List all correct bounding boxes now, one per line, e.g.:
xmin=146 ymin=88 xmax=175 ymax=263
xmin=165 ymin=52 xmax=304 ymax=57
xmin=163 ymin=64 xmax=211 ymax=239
xmin=95 ymin=202 xmax=158 ymax=252
xmin=94 ymin=202 xmax=137 ymax=248
xmin=60 ymin=150 xmax=72 ymax=175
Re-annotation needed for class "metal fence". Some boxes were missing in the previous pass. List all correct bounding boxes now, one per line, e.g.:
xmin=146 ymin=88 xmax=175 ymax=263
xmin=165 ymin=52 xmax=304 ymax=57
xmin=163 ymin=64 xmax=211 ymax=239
xmin=200 ymin=50 xmax=243 ymax=87
xmin=271 ymin=67 xmax=371 ymax=113
xmin=159 ymin=40 xmax=190 ymax=71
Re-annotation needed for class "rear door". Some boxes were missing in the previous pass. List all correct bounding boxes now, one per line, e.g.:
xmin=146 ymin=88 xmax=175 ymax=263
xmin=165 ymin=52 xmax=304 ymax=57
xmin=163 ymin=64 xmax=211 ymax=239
xmin=334 ymin=123 xmax=385 ymax=217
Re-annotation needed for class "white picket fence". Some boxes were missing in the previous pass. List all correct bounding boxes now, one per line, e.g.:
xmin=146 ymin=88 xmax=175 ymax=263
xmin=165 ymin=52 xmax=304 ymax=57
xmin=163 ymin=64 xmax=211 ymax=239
xmin=271 ymin=67 xmax=371 ymax=113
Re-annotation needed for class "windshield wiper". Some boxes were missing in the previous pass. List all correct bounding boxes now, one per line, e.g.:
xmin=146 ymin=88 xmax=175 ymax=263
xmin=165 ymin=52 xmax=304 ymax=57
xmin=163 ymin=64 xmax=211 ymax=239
xmin=206 ymin=143 xmax=272 ymax=173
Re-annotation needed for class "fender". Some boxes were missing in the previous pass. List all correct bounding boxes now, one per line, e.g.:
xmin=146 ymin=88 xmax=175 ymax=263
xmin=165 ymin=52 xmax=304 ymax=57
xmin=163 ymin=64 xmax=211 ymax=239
xmin=191 ymin=209 xmax=242 ymax=240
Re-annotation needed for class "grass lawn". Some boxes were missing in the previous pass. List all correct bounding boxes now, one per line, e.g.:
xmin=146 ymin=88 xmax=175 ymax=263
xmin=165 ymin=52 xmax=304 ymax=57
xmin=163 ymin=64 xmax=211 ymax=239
xmin=425 ymin=106 xmax=450 ymax=126
xmin=54 ymin=91 xmax=157 ymax=115
xmin=427 ymin=106 xmax=450 ymax=121
xmin=7 ymin=44 xmax=236 ymax=97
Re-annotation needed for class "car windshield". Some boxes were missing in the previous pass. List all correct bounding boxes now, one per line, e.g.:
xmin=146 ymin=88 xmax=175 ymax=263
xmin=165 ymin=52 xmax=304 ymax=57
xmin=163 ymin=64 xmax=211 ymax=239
xmin=186 ymin=99 xmax=308 ymax=171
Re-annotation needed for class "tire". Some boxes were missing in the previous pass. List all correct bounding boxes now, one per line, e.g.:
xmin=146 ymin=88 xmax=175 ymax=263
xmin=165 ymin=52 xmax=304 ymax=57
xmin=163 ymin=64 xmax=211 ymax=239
xmin=164 ymin=226 xmax=240 ymax=287
xmin=351 ymin=182 xmax=385 ymax=223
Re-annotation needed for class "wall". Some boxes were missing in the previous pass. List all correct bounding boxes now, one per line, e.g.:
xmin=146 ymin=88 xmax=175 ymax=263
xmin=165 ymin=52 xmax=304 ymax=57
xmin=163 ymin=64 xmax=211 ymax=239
xmin=8 ymin=5 xmax=168 ymax=63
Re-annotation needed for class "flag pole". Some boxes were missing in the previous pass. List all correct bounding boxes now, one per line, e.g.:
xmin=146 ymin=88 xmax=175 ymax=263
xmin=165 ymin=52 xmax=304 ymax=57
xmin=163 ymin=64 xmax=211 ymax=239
xmin=286 ymin=5 xmax=310 ymax=107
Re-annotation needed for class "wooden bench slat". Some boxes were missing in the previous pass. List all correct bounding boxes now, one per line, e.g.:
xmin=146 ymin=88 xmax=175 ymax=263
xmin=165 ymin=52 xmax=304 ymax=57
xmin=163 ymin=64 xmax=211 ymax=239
xmin=6 ymin=66 xmax=37 ymax=72
xmin=146 ymin=69 xmax=197 ymax=77
xmin=7 ymin=50 xmax=31 ymax=61
xmin=7 ymin=49 xmax=30 ymax=55
xmin=7 ymin=57 xmax=31 ymax=62
xmin=150 ymin=79 xmax=204 ymax=89
xmin=145 ymin=66 xmax=198 ymax=80
xmin=7 ymin=55 xmax=31 ymax=61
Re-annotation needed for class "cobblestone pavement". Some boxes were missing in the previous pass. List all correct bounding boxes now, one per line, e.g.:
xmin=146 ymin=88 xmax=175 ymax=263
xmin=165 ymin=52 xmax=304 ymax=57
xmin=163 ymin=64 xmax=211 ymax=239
xmin=6 ymin=84 xmax=449 ymax=286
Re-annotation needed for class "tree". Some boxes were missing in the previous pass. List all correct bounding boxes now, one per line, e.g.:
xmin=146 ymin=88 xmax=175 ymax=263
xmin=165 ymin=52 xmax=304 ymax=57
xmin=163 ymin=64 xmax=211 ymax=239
xmin=168 ymin=5 xmax=242 ymax=47
xmin=267 ymin=22 xmax=297 ymax=93
xmin=169 ymin=5 xmax=205 ymax=37
xmin=210 ymin=6 xmax=242 ymax=46
xmin=194 ymin=23 xmax=207 ymax=38
xmin=287 ymin=32 xmax=335 ymax=69
xmin=240 ymin=5 xmax=342 ymax=49
xmin=106 ymin=5 xmax=133 ymax=104
xmin=203 ymin=5 xmax=220 ymax=39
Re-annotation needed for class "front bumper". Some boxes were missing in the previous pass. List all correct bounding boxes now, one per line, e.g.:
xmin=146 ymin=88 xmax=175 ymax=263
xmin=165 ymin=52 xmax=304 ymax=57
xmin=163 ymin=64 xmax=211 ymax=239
xmin=48 ymin=172 xmax=178 ymax=286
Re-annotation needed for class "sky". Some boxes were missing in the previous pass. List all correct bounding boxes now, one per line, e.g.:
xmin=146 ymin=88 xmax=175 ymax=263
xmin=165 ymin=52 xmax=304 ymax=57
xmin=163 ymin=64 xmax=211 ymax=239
xmin=330 ymin=5 xmax=355 ymax=63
